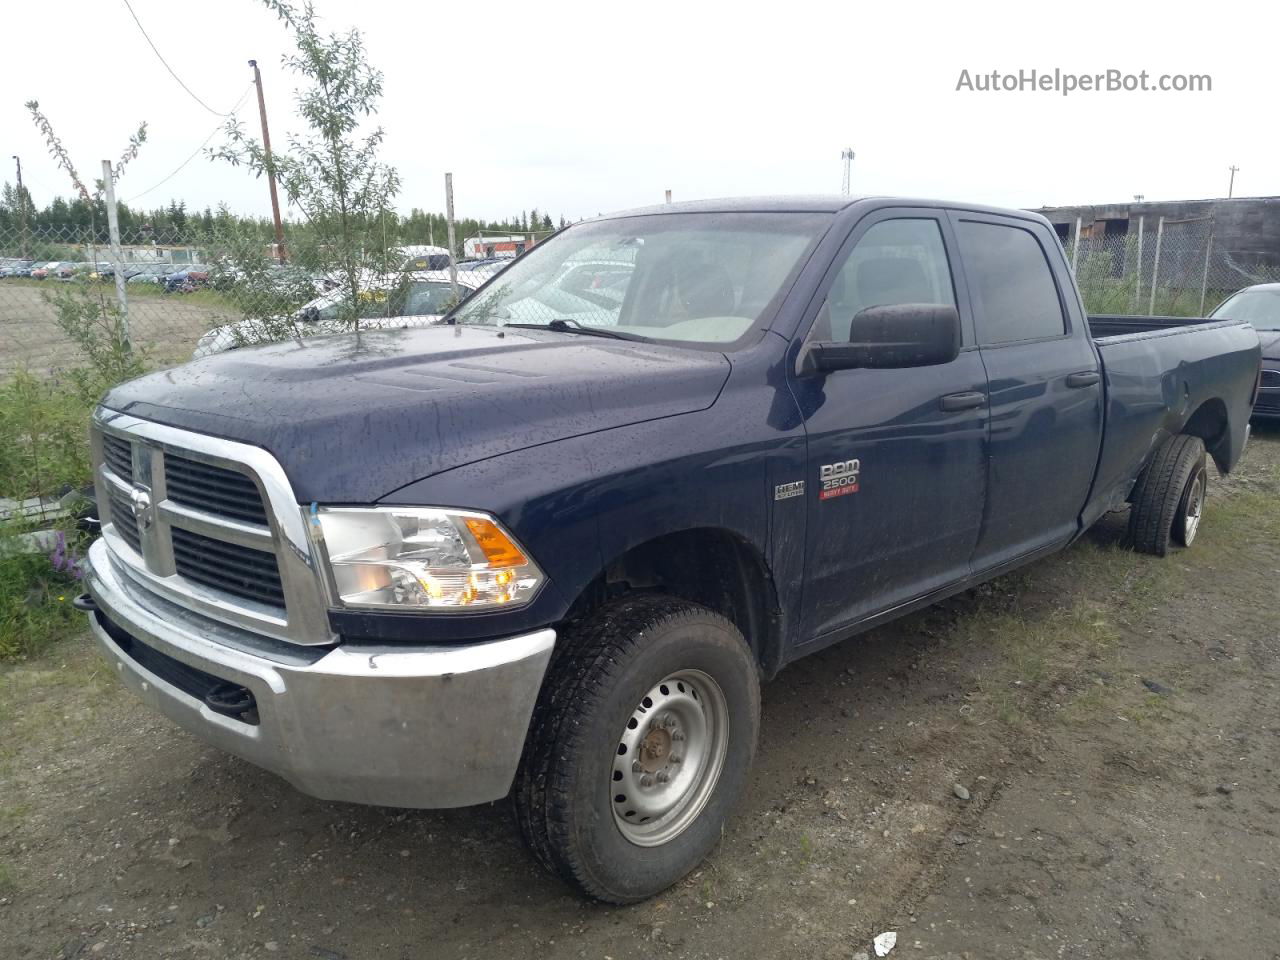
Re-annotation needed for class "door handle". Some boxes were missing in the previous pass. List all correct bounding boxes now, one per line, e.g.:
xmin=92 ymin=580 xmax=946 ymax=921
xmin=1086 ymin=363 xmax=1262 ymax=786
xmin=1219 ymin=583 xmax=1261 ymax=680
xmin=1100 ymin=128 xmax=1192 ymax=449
xmin=939 ymin=391 xmax=987 ymax=412
xmin=1065 ymin=370 xmax=1101 ymax=388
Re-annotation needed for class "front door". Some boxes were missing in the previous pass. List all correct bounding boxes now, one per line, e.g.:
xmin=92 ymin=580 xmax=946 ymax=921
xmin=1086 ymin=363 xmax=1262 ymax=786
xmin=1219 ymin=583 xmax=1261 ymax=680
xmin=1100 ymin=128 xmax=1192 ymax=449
xmin=789 ymin=211 xmax=990 ymax=643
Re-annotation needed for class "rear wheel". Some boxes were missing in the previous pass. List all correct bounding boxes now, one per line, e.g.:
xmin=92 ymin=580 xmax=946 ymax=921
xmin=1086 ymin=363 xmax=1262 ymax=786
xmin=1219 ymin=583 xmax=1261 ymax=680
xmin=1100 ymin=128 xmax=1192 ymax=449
xmin=1128 ymin=434 xmax=1207 ymax=556
xmin=1172 ymin=461 xmax=1207 ymax=547
xmin=513 ymin=594 xmax=760 ymax=903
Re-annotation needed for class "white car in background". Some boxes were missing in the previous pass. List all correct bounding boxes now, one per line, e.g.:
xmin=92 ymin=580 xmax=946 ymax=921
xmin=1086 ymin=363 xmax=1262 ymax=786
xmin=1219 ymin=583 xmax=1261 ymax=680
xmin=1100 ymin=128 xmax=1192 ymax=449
xmin=192 ymin=262 xmax=508 ymax=358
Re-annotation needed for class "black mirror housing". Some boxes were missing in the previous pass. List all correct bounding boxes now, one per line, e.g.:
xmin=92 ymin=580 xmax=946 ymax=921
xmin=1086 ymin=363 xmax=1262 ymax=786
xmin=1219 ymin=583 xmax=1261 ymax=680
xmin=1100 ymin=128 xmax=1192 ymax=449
xmin=800 ymin=303 xmax=961 ymax=374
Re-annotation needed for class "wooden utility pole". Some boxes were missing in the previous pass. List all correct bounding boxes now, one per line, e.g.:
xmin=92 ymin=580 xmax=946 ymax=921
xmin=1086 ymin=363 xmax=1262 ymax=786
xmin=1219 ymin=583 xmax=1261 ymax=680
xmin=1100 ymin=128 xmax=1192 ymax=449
xmin=249 ymin=59 xmax=287 ymax=262
xmin=1228 ymin=165 xmax=1240 ymax=199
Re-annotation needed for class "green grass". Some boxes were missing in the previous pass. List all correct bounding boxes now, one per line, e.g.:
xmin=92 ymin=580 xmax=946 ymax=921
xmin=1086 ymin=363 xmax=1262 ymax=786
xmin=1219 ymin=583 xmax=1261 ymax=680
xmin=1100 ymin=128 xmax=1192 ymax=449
xmin=0 ymin=546 xmax=84 ymax=661
xmin=0 ymin=367 xmax=101 ymax=663
xmin=1 ymin=275 xmax=251 ymax=313
xmin=0 ymin=369 xmax=96 ymax=502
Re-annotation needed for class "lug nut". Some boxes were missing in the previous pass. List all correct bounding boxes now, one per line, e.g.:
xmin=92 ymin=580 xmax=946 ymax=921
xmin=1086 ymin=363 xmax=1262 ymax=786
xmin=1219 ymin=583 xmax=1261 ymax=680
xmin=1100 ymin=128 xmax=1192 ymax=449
xmin=640 ymin=774 xmax=654 ymax=787
xmin=632 ymin=760 xmax=643 ymax=773
xmin=656 ymin=771 xmax=670 ymax=784
xmin=670 ymin=754 xmax=682 ymax=764
xmin=672 ymin=730 xmax=685 ymax=742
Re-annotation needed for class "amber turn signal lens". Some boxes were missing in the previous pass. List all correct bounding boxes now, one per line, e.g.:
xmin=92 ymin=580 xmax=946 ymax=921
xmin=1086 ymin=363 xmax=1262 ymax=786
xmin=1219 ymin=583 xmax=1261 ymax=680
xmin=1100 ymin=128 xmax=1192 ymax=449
xmin=463 ymin=516 xmax=528 ymax=568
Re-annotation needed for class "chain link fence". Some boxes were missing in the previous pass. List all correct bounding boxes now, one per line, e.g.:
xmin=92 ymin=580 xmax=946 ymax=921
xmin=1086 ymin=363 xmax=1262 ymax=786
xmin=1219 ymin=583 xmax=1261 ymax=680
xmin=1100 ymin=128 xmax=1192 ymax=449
xmin=0 ymin=217 xmax=553 ymax=379
xmin=1060 ymin=215 xmax=1280 ymax=317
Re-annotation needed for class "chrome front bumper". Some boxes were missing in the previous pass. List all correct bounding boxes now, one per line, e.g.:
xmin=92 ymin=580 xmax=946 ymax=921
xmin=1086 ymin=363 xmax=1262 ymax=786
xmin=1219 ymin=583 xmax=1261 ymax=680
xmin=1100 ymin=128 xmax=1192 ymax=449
xmin=83 ymin=538 xmax=556 ymax=808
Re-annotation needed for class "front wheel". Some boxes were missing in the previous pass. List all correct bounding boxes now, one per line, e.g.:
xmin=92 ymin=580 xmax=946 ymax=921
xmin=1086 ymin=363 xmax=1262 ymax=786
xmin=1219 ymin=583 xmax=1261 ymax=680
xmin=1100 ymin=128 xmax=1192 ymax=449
xmin=513 ymin=595 xmax=760 ymax=903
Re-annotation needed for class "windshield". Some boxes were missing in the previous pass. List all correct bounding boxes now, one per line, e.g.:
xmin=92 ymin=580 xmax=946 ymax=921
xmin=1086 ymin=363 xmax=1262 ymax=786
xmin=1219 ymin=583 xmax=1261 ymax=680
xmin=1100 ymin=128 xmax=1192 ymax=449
xmin=450 ymin=212 xmax=831 ymax=346
xmin=1210 ymin=288 xmax=1280 ymax=331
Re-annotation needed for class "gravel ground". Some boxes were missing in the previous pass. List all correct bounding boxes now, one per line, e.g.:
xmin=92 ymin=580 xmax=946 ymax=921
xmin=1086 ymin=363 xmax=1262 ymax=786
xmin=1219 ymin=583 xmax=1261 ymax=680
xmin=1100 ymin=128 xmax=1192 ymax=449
xmin=2 ymin=427 xmax=1278 ymax=960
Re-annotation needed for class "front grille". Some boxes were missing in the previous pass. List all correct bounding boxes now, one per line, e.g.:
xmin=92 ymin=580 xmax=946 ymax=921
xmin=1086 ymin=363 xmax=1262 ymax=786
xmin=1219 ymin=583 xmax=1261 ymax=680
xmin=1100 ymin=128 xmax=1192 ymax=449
xmin=1255 ymin=391 xmax=1280 ymax=413
xmin=92 ymin=413 xmax=334 ymax=646
xmin=1260 ymin=369 xmax=1280 ymax=390
xmin=165 ymin=455 xmax=269 ymax=526
xmin=106 ymin=484 xmax=142 ymax=554
xmin=102 ymin=433 xmax=133 ymax=480
xmin=171 ymin=527 xmax=286 ymax=608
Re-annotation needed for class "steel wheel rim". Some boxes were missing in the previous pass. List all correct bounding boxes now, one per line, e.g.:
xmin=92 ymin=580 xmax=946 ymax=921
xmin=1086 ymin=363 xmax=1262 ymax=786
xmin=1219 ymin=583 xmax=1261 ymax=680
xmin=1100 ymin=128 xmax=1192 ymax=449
xmin=610 ymin=669 xmax=729 ymax=847
xmin=1183 ymin=472 xmax=1205 ymax=544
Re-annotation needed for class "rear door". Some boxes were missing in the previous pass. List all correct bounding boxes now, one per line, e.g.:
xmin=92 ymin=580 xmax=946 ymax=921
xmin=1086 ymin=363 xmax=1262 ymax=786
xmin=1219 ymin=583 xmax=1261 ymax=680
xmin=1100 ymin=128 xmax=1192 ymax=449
xmin=948 ymin=212 xmax=1103 ymax=571
xmin=790 ymin=209 xmax=990 ymax=642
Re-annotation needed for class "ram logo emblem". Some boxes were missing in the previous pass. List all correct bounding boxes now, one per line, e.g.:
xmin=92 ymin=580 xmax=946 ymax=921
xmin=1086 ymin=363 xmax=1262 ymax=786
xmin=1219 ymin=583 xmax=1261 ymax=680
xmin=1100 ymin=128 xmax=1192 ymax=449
xmin=819 ymin=459 xmax=861 ymax=500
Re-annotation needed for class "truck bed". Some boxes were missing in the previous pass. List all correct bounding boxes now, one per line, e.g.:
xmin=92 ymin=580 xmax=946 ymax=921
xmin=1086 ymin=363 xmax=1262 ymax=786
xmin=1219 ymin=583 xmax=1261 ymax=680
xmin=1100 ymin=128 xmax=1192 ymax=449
xmin=1080 ymin=314 xmax=1259 ymax=531
xmin=1088 ymin=314 xmax=1228 ymax=340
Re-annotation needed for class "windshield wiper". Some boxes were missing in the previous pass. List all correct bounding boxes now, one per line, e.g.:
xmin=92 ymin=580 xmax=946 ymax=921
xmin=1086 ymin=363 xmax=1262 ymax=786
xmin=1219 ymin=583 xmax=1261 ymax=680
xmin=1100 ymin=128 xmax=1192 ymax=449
xmin=502 ymin=319 xmax=639 ymax=341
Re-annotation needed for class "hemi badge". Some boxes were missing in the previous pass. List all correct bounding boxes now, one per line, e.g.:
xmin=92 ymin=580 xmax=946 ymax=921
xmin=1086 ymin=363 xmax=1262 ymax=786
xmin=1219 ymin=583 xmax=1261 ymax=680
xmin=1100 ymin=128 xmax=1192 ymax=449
xmin=774 ymin=481 xmax=805 ymax=501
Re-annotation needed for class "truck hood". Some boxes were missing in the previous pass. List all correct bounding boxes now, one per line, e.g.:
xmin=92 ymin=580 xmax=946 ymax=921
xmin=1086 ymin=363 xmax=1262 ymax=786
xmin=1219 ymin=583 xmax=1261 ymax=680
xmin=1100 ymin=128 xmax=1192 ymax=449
xmin=104 ymin=325 xmax=731 ymax=502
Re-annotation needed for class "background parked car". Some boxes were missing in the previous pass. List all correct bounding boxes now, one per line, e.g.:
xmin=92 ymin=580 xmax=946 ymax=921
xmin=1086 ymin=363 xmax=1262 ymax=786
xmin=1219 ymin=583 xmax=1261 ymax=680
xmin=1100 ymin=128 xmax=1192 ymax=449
xmin=1209 ymin=283 xmax=1280 ymax=420
xmin=126 ymin=263 xmax=174 ymax=286
xmin=91 ymin=263 xmax=153 ymax=282
xmin=59 ymin=262 xmax=106 ymax=280
xmin=398 ymin=244 xmax=453 ymax=272
xmin=192 ymin=265 xmax=503 ymax=357
xmin=163 ymin=265 xmax=210 ymax=293
xmin=30 ymin=261 xmax=64 ymax=279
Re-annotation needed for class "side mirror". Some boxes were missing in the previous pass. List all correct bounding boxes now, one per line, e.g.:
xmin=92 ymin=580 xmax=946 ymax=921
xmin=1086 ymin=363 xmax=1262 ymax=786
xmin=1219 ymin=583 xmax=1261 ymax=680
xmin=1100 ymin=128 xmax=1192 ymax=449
xmin=799 ymin=303 xmax=961 ymax=374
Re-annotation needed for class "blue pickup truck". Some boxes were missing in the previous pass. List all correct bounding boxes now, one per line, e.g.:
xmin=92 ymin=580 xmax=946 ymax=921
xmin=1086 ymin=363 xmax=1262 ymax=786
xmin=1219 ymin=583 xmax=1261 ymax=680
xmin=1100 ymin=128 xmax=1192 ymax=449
xmin=80 ymin=196 xmax=1260 ymax=903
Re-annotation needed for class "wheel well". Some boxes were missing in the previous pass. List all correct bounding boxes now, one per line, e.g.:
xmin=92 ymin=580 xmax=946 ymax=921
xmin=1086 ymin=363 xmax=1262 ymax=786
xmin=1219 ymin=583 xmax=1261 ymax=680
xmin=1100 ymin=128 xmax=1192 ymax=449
xmin=566 ymin=529 xmax=785 ymax=678
xmin=1180 ymin=398 xmax=1230 ymax=471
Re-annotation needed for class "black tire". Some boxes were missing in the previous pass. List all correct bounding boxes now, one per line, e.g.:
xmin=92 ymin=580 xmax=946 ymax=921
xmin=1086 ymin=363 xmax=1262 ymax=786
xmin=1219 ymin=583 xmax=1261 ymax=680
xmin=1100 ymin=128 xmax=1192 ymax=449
xmin=513 ymin=594 xmax=761 ymax=904
xmin=1128 ymin=434 xmax=1207 ymax=556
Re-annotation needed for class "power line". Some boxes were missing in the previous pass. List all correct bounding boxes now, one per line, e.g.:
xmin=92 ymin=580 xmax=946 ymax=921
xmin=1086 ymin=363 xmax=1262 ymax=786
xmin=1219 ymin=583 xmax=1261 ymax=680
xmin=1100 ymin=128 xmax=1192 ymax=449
xmin=123 ymin=85 xmax=252 ymax=204
xmin=119 ymin=0 xmax=241 ymax=117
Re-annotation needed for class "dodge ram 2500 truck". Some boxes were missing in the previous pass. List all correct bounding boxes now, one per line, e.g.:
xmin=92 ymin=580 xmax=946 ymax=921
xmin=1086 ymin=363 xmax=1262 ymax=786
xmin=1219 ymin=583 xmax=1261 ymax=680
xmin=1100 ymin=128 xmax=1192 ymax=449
xmin=79 ymin=196 xmax=1261 ymax=903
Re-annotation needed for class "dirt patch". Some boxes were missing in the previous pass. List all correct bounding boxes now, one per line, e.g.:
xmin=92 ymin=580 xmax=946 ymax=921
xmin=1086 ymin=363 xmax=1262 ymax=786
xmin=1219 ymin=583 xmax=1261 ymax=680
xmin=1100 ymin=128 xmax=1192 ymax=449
xmin=0 ymin=282 xmax=236 ymax=377
xmin=3 ymin=430 xmax=1279 ymax=960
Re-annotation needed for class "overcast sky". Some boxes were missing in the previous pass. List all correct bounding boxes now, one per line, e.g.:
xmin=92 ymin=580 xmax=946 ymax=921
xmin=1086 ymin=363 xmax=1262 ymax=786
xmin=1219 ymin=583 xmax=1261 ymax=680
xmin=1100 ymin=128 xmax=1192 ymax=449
xmin=2 ymin=0 xmax=1276 ymax=223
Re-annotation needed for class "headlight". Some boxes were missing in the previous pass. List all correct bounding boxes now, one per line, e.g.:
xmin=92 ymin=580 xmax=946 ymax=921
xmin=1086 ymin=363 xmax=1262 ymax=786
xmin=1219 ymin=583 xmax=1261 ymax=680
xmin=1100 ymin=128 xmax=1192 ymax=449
xmin=313 ymin=507 xmax=544 ymax=611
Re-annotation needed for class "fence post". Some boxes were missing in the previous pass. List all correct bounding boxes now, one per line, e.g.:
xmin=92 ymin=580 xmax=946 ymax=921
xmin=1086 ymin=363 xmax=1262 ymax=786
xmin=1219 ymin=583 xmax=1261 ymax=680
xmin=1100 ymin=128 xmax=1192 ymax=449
xmin=1071 ymin=216 xmax=1082 ymax=273
xmin=1133 ymin=216 xmax=1145 ymax=312
xmin=1148 ymin=216 xmax=1165 ymax=315
xmin=1199 ymin=231 xmax=1214 ymax=315
xmin=445 ymin=172 xmax=458 ymax=302
xmin=101 ymin=159 xmax=130 ymax=350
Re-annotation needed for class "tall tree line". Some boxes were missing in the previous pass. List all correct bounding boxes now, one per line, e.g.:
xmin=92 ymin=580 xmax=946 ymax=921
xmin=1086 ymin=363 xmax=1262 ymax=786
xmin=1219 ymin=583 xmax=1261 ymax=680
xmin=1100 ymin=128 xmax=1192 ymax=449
xmin=0 ymin=183 xmax=567 ymax=249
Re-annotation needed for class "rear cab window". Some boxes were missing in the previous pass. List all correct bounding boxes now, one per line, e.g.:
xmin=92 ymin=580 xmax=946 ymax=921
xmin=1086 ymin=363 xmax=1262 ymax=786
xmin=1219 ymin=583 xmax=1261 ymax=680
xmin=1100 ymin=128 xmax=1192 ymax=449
xmin=956 ymin=220 xmax=1066 ymax=345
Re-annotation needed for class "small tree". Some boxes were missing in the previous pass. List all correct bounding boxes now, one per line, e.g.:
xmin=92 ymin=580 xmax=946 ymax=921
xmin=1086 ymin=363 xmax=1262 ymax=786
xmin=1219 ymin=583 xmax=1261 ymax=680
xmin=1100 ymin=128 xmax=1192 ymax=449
xmin=24 ymin=101 xmax=148 ymax=388
xmin=211 ymin=0 xmax=401 ymax=343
